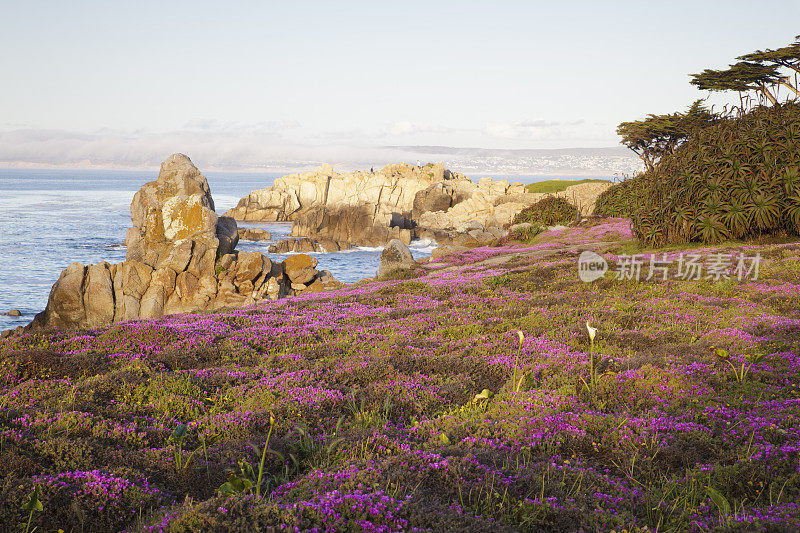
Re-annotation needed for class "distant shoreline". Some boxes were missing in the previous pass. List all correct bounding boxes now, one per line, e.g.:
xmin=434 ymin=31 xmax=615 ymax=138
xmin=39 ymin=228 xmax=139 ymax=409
xmin=0 ymin=165 xmax=622 ymax=182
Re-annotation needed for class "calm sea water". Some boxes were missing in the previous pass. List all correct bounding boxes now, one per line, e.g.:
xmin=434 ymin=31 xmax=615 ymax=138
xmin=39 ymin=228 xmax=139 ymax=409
xmin=0 ymin=168 xmax=607 ymax=330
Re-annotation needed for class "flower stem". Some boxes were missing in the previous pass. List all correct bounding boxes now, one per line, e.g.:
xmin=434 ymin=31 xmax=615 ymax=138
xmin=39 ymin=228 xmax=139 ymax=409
xmin=255 ymin=420 xmax=274 ymax=496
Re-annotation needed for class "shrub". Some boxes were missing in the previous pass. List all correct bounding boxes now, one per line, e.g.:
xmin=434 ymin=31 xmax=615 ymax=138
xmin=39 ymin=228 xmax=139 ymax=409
xmin=593 ymin=178 xmax=642 ymax=218
xmin=509 ymin=221 xmax=544 ymax=243
xmin=629 ymin=102 xmax=800 ymax=246
xmin=512 ymin=196 xmax=577 ymax=226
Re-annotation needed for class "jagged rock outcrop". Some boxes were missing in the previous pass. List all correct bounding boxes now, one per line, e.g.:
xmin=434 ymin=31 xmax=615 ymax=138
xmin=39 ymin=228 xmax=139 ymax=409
xmin=430 ymin=244 xmax=469 ymax=259
xmin=31 ymin=154 xmax=341 ymax=331
xmin=290 ymin=204 xmax=415 ymax=247
xmin=226 ymin=162 xmax=467 ymax=222
xmin=225 ymin=163 xmax=468 ymax=246
xmin=225 ymin=162 xmax=611 ymax=248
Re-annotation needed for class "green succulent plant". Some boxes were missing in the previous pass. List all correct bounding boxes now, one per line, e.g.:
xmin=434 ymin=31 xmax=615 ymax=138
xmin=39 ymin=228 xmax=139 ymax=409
xmin=621 ymin=102 xmax=800 ymax=245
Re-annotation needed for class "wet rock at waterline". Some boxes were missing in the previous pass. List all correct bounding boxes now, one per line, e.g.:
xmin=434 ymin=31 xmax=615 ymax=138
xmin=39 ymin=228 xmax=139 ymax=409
xmin=238 ymin=228 xmax=272 ymax=241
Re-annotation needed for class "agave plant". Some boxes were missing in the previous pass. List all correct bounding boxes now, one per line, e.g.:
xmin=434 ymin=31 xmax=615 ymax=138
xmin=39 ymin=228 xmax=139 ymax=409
xmin=786 ymin=195 xmax=800 ymax=233
xmin=783 ymin=166 xmax=800 ymax=195
xmin=696 ymin=214 xmax=730 ymax=243
xmin=748 ymin=192 xmax=783 ymax=230
xmin=723 ymin=197 xmax=752 ymax=238
xmin=627 ymin=102 xmax=800 ymax=245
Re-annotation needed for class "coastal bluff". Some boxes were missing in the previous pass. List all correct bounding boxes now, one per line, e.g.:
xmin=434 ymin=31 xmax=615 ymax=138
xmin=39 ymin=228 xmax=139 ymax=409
xmin=30 ymin=154 xmax=339 ymax=331
xmin=225 ymin=163 xmax=611 ymax=247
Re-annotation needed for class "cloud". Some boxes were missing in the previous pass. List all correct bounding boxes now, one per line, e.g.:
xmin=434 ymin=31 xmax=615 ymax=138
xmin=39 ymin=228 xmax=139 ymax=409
xmin=516 ymin=119 xmax=584 ymax=128
xmin=482 ymin=119 xmax=603 ymax=142
xmin=0 ymin=127 xmax=435 ymax=171
xmin=182 ymin=119 xmax=302 ymax=134
xmin=385 ymin=121 xmax=456 ymax=137
xmin=0 ymin=121 xmax=632 ymax=174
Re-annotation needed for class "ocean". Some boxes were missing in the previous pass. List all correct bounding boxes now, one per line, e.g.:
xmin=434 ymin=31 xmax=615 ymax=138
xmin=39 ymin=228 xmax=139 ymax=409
xmin=0 ymin=168 xmax=607 ymax=331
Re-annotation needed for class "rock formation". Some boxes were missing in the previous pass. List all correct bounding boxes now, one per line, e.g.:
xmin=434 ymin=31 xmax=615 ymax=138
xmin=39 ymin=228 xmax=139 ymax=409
xmin=282 ymin=255 xmax=343 ymax=293
xmin=238 ymin=228 xmax=272 ymax=241
xmin=225 ymin=163 xmax=611 ymax=248
xmin=268 ymin=237 xmax=351 ymax=254
xmin=31 ymin=154 xmax=339 ymax=331
xmin=378 ymin=240 xmax=417 ymax=279
xmin=225 ymin=163 xmax=470 ymax=247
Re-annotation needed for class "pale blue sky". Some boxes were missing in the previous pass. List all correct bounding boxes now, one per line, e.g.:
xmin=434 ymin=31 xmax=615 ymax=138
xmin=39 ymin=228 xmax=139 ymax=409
xmin=1 ymin=0 xmax=799 ymax=165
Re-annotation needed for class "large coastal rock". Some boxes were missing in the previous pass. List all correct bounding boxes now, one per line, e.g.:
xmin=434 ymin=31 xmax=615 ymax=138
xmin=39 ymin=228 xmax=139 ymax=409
xmin=31 ymin=154 xmax=339 ymax=331
xmin=378 ymin=240 xmax=417 ymax=279
xmin=225 ymin=163 xmax=611 ymax=248
xmin=225 ymin=163 xmax=468 ymax=246
xmin=225 ymin=162 xmax=466 ymax=222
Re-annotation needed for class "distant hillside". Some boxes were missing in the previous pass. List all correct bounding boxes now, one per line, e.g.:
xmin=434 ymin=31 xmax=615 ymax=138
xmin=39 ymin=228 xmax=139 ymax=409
xmin=386 ymin=145 xmax=632 ymax=158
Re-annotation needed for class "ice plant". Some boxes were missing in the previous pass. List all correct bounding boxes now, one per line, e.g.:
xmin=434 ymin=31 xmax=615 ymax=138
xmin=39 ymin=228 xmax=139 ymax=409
xmin=2 ymin=220 xmax=800 ymax=531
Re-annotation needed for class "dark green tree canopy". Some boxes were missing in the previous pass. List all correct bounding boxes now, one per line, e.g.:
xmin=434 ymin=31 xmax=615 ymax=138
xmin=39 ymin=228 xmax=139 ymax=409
xmin=690 ymin=62 xmax=785 ymax=104
xmin=690 ymin=35 xmax=800 ymax=105
xmin=738 ymin=35 xmax=800 ymax=75
xmin=617 ymin=100 xmax=717 ymax=172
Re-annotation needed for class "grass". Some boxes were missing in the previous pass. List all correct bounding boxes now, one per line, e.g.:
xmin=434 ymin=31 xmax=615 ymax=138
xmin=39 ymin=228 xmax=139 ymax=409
xmin=524 ymin=178 xmax=611 ymax=194
xmin=1 ymin=218 xmax=799 ymax=531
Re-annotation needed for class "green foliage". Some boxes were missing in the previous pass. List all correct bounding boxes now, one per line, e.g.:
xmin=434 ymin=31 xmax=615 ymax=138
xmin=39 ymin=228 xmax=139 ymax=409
xmin=712 ymin=347 xmax=767 ymax=383
xmin=218 ymin=458 xmax=258 ymax=496
xmin=690 ymin=34 xmax=800 ymax=107
xmin=508 ymin=222 xmax=544 ymax=243
xmin=690 ymin=62 xmax=786 ymax=104
xmin=738 ymin=37 xmax=800 ymax=72
xmin=524 ymin=178 xmax=610 ymax=194
xmin=512 ymin=196 xmax=577 ymax=226
xmin=168 ymin=423 xmax=223 ymax=471
xmin=347 ymin=396 xmax=393 ymax=429
xmin=21 ymin=485 xmax=43 ymax=533
xmin=593 ymin=178 xmax=643 ymax=218
xmin=219 ymin=413 xmax=275 ymax=497
xmin=169 ymin=423 xmax=190 ymax=468
xmin=629 ymin=102 xmax=800 ymax=246
xmin=617 ymin=100 xmax=718 ymax=171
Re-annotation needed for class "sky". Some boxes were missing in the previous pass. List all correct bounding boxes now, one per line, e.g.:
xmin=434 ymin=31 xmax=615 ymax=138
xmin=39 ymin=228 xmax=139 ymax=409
xmin=1 ymin=0 xmax=799 ymax=169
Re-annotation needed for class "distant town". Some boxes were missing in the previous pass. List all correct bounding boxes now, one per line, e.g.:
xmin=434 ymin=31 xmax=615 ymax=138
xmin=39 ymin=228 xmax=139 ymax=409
xmin=383 ymin=146 xmax=644 ymax=178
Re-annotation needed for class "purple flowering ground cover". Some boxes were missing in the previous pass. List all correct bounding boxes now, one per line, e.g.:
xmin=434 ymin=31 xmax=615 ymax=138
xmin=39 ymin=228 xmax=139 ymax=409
xmin=2 ymin=218 xmax=800 ymax=532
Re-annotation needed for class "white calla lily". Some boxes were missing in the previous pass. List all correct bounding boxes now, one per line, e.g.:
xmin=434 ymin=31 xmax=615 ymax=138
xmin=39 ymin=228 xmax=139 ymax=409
xmin=586 ymin=322 xmax=597 ymax=342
